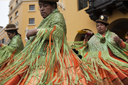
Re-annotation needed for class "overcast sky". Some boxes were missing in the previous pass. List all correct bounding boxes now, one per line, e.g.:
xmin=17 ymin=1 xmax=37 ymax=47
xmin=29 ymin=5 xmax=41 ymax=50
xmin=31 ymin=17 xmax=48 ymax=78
xmin=0 ymin=0 xmax=10 ymax=28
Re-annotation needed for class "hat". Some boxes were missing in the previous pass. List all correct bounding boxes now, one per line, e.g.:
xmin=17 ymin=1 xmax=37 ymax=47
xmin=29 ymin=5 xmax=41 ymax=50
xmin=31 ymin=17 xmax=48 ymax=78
xmin=96 ymin=15 xmax=109 ymax=25
xmin=78 ymin=29 xmax=93 ymax=35
xmin=5 ymin=24 xmax=18 ymax=31
xmin=39 ymin=0 xmax=59 ymax=2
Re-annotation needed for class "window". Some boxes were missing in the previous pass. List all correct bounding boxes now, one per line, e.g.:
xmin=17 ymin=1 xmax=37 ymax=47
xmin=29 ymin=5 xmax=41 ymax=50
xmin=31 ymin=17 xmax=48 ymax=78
xmin=15 ymin=21 xmax=18 ymax=28
xmin=15 ymin=11 xmax=18 ymax=16
xmin=2 ymin=38 xmax=5 ymax=44
xmin=0 ymin=38 xmax=6 ymax=44
xmin=10 ymin=17 xmax=12 ymax=22
xmin=29 ymin=5 xmax=35 ymax=10
xmin=78 ymin=0 xmax=88 ymax=10
xmin=16 ymin=0 xmax=18 ymax=4
xmin=29 ymin=18 xmax=35 ymax=24
xmin=10 ymin=6 xmax=13 ymax=11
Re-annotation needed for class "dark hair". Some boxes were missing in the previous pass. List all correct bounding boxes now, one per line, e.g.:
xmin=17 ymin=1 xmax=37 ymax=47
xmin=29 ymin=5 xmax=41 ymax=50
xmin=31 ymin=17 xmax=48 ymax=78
xmin=102 ymin=22 xmax=108 ymax=27
xmin=49 ymin=2 xmax=57 ymax=8
xmin=39 ymin=1 xmax=57 ymax=8
xmin=7 ymin=30 xmax=21 ymax=36
xmin=97 ymin=22 xmax=108 ymax=27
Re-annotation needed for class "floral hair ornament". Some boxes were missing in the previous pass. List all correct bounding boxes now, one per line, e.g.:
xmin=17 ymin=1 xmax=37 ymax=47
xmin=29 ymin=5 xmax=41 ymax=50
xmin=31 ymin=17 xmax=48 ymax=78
xmin=78 ymin=29 xmax=93 ymax=35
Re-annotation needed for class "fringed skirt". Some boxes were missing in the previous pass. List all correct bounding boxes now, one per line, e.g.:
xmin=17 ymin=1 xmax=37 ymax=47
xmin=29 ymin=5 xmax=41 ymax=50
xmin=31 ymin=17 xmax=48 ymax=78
xmin=0 ymin=46 xmax=96 ymax=85
xmin=83 ymin=49 xmax=128 ymax=85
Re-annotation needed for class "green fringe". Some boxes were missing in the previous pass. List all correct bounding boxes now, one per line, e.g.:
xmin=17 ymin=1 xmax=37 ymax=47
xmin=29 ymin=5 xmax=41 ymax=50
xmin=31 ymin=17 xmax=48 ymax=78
xmin=0 ymin=28 xmax=98 ymax=84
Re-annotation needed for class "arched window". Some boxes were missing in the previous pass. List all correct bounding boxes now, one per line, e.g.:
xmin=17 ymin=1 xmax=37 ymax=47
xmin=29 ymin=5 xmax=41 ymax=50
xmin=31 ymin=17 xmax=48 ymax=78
xmin=75 ymin=29 xmax=94 ymax=41
xmin=108 ymin=18 xmax=128 ymax=41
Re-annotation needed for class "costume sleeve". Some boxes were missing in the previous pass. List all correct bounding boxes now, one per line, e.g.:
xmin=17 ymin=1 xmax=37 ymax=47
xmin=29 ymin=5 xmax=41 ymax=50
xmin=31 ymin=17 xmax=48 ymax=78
xmin=111 ymin=32 xmax=126 ymax=49
xmin=6 ymin=36 xmax=20 ymax=52
xmin=124 ymin=42 xmax=128 ymax=50
xmin=0 ymin=35 xmax=24 ymax=63
xmin=0 ymin=35 xmax=23 ymax=54
xmin=76 ymin=42 xmax=89 ymax=57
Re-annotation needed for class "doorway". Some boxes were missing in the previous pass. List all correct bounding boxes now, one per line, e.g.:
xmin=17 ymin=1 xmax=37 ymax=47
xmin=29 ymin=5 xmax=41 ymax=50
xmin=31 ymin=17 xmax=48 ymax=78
xmin=108 ymin=18 xmax=128 ymax=41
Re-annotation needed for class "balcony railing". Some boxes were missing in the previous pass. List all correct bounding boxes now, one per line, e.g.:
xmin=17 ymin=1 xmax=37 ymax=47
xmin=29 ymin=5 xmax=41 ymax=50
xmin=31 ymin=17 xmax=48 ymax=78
xmin=85 ymin=0 xmax=128 ymax=21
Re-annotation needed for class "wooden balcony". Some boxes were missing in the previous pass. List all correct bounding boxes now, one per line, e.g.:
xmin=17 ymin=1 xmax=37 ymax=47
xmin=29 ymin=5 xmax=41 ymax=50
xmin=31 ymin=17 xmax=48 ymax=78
xmin=85 ymin=0 xmax=128 ymax=21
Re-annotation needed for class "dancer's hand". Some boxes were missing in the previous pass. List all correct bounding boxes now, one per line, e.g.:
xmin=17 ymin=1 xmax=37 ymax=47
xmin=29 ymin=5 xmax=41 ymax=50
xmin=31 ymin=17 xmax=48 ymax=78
xmin=126 ymin=37 xmax=128 ymax=43
xmin=84 ymin=35 xmax=90 ymax=41
xmin=83 ymin=35 xmax=90 ymax=44
xmin=26 ymin=29 xmax=38 ymax=39
xmin=113 ymin=36 xmax=122 ymax=43
xmin=0 ymin=43 xmax=3 ymax=47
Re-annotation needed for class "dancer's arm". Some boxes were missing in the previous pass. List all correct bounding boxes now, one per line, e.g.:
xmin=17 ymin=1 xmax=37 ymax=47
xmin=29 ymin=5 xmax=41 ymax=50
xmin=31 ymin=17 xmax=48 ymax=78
xmin=113 ymin=36 xmax=126 ymax=48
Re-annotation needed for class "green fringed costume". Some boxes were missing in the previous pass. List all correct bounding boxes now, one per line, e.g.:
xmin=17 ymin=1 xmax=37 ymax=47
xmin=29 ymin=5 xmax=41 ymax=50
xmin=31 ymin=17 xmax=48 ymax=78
xmin=79 ymin=30 xmax=128 ymax=84
xmin=0 ymin=34 xmax=24 ymax=69
xmin=0 ymin=9 xmax=97 ymax=85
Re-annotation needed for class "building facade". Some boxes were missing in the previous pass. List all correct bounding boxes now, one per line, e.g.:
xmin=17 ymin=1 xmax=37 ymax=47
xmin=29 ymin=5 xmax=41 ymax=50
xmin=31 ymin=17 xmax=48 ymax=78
xmin=58 ymin=0 xmax=128 ymax=41
xmin=85 ymin=0 xmax=128 ymax=41
xmin=0 ymin=0 xmax=128 ymax=45
xmin=0 ymin=0 xmax=42 ymax=45
xmin=0 ymin=26 xmax=8 ymax=44
xmin=9 ymin=0 xmax=42 ymax=44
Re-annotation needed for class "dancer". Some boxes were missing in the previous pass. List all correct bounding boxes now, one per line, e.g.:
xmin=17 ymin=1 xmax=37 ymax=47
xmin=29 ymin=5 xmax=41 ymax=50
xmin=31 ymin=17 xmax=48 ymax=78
xmin=0 ymin=24 xmax=24 ymax=69
xmin=0 ymin=0 xmax=96 ymax=85
xmin=78 ymin=15 xmax=128 ymax=85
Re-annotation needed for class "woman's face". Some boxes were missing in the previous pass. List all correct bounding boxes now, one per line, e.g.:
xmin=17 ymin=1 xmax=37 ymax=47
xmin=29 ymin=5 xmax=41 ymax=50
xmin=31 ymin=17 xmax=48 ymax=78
xmin=96 ymin=22 xmax=107 ymax=34
xmin=39 ymin=2 xmax=55 ymax=18
xmin=7 ymin=32 xmax=15 ymax=40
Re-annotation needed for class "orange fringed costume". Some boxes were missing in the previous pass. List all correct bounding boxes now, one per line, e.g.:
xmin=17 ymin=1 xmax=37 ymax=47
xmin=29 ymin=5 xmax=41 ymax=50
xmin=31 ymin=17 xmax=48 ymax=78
xmin=0 ymin=9 xmax=97 ymax=85
xmin=79 ymin=30 xmax=128 ymax=85
xmin=0 ymin=34 xmax=24 ymax=70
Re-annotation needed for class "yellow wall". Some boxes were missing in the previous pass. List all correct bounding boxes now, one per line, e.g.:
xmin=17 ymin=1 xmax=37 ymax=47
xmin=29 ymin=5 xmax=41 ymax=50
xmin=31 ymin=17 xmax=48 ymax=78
xmin=58 ymin=0 xmax=128 ymax=41
xmin=58 ymin=0 xmax=97 ymax=41
xmin=108 ymin=9 xmax=128 ymax=30
xmin=8 ymin=0 xmax=42 ymax=45
xmin=20 ymin=1 xmax=42 ymax=44
xmin=108 ymin=9 xmax=128 ymax=23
